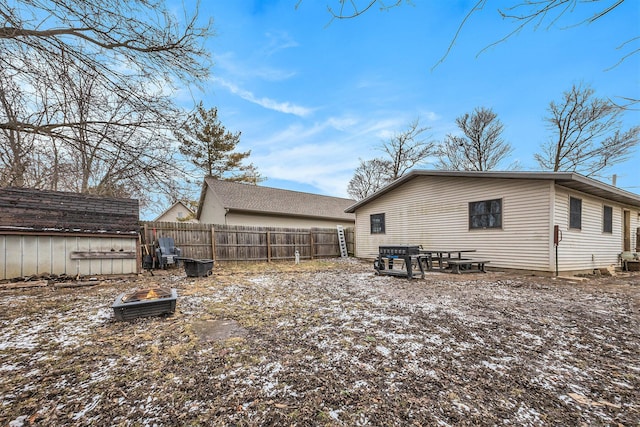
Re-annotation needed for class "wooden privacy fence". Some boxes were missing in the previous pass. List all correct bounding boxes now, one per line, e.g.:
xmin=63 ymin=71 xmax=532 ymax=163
xmin=140 ymin=222 xmax=354 ymax=263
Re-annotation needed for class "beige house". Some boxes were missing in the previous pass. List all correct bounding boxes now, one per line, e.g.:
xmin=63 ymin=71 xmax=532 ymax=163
xmin=345 ymin=170 xmax=640 ymax=274
xmin=196 ymin=177 xmax=355 ymax=228
xmin=154 ymin=201 xmax=197 ymax=223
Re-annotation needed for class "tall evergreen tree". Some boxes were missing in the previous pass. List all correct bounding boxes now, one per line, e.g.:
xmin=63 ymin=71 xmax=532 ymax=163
xmin=177 ymin=103 xmax=262 ymax=183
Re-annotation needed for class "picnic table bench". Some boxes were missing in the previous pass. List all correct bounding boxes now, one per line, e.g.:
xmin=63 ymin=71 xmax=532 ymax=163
xmin=446 ymin=258 xmax=490 ymax=274
xmin=420 ymin=249 xmax=477 ymax=270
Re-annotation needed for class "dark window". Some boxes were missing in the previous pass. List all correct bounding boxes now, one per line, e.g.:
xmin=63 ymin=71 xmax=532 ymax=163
xmin=469 ymin=199 xmax=502 ymax=229
xmin=569 ymin=197 xmax=582 ymax=229
xmin=603 ymin=205 xmax=613 ymax=233
xmin=370 ymin=213 xmax=385 ymax=234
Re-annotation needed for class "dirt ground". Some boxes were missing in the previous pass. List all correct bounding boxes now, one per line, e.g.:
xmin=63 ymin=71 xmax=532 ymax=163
xmin=1 ymin=258 xmax=639 ymax=426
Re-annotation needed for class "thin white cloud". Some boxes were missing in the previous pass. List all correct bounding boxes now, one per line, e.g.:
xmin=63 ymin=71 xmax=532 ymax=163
xmin=419 ymin=110 xmax=441 ymax=122
xmin=213 ymin=77 xmax=313 ymax=117
xmin=214 ymin=52 xmax=297 ymax=82
xmin=263 ymin=31 xmax=300 ymax=56
xmin=255 ymin=143 xmax=358 ymax=198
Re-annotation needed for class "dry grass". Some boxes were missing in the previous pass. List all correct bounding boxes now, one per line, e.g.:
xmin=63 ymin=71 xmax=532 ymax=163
xmin=1 ymin=258 xmax=639 ymax=426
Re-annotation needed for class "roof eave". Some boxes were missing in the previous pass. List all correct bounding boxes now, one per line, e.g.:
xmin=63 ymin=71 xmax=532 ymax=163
xmin=228 ymin=207 xmax=354 ymax=222
xmin=344 ymin=170 xmax=640 ymax=212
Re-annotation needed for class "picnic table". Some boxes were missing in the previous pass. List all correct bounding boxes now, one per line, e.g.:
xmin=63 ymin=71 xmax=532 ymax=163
xmin=418 ymin=249 xmax=490 ymax=273
xmin=419 ymin=249 xmax=477 ymax=270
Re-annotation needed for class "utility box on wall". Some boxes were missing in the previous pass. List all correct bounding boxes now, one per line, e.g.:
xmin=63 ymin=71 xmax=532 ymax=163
xmin=0 ymin=188 xmax=140 ymax=280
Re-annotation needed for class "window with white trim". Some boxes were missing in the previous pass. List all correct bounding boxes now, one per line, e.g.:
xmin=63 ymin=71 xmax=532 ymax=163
xmin=603 ymin=205 xmax=613 ymax=233
xmin=469 ymin=199 xmax=502 ymax=229
xmin=569 ymin=197 xmax=582 ymax=230
xmin=370 ymin=213 xmax=385 ymax=234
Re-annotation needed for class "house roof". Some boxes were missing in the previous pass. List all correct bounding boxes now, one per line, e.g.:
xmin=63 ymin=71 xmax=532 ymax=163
xmin=197 ymin=177 xmax=356 ymax=221
xmin=345 ymin=170 xmax=640 ymax=212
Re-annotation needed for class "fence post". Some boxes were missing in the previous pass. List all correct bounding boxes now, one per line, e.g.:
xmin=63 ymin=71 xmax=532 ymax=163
xmin=267 ymin=230 xmax=271 ymax=262
xmin=309 ymin=230 xmax=315 ymax=260
xmin=211 ymin=226 xmax=216 ymax=261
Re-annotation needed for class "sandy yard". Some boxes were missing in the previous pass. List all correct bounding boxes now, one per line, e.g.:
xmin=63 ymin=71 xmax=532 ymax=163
xmin=1 ymin=258 xmax=639 ymax=426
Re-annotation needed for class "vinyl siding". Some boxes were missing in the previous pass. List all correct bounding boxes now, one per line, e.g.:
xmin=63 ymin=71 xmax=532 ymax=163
xmin=553 ymin=186 xmax=639 ymax=271
xmin=354 ymin=176 xmax=553 ymax=271
xmin=156 ymin=204 xmax=197 ymax=223
xmin=199 ymin=187 xmax=226 ymax=224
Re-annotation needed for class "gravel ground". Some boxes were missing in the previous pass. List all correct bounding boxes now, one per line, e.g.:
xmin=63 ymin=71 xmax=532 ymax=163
xmin=1 ymin=258 xmax=639 ymax=426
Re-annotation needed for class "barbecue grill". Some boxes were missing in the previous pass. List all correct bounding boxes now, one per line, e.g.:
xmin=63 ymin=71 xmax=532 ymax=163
xmin=374 ymin=245 xmax=424 ymax=279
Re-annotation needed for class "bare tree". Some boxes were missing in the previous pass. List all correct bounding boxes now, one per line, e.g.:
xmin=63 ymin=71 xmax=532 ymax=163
xmin=440 ymin=0 xmax=635 ymax=69
xmin=535 ymin=83 xmax=640 ymax=177
xmin=0 ymin=0 xmax=212 ymax=206
xmin=346 ymin=119 xmax=434 ymax=199
xmin=380 ymin=119 xmax=434 ymax=180
xmin=0 ymin=71 xmax=33 ymax=187
xmin=312 ymin=1 xmax=635 ymax=70
xmin=298 ymin=0 xmax=406 ymax=21
xmin=347 ymin=158 xmax=392 ymax=200
xmin=0 ymin=0 xmax=212 ymax=136
xmin=436 ymin=107 xmax=515 ymax=171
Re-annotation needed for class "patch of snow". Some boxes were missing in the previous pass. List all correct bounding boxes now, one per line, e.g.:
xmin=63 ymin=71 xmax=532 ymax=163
xmin=424 ymin=334 xmax=443 ymax=346
xmin=72 ymin=394 xmax=102 ymax=420
xmin=0 ymin=321 xmax=48 ymax=350
xmin=8 ymin=415 xmax=28 ymax=427
xmin=515 ymin=403 xmax=542 ymax=424
xmin=375 ymin=345 xmax=391 ymax=357
xmin=329 ymin=408 xmax=342 ymax=421
xmin=87 ymin=307 xmax=112 ymax=323
xmin=480 ymin=360 xmax=505 ymax=373
xmin=0 ymin=363 xmax=21 ymax=372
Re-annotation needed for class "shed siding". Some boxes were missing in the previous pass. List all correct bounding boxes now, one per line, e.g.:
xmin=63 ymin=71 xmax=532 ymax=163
xmin=354 ymin=176 xmax=553 ymax=270
xmin=0 ymin=235 xmax=137 ymax=280
xmin=553 ymin=187 xmax=638 ymax=271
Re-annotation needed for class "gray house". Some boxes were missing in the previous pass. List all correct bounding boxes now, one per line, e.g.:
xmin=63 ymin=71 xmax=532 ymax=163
xmin=345 ymin=170 xmax=640 ymax=274
xmin=197 ymin=178 xmax=355 ymax=228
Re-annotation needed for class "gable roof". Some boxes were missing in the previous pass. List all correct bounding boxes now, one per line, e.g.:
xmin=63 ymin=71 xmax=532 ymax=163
xmin=197 ymin=177 xmax=355 ymax=221
xmin=153 ymin=201 xmax=195 ymax=222
xmin=345 ymin=170 xmax=640 ymax=212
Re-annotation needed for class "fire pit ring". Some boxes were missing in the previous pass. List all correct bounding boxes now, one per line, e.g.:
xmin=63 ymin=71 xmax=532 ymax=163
xmin=112 ymin=287 xmax=177 ymax=321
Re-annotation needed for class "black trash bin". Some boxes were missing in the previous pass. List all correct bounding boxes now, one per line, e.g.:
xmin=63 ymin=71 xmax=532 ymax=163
xmin=181 ymin=258 xmax=214 ymax=277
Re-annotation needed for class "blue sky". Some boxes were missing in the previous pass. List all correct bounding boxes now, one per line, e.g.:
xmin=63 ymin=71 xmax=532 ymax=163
xmin=182 ymin=0 xmax=640 ymax=199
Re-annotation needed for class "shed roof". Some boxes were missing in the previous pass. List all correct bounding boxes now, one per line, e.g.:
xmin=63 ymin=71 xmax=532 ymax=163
xmin=345 ymin=170 xmax=640 ymax=212
xmin=197 ymin=177 xmax=355 ymax=221
xmin=0 ymin=187 xmax=139 ymax=234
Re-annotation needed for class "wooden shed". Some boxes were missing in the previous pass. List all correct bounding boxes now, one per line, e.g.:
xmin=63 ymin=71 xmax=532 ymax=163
xmin=345 ymin=170 xmax=640 ymax=274
xmin=0 ymin=188 xmax=140 ymax=280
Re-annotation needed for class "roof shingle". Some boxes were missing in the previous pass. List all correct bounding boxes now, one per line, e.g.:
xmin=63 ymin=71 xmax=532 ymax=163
xmin=202 ymin=178 xmax=355 ymax=221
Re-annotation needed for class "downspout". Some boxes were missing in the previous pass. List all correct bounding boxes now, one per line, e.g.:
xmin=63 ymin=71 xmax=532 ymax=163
xmin=549 ymin=181 xmax=557 ymax=275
